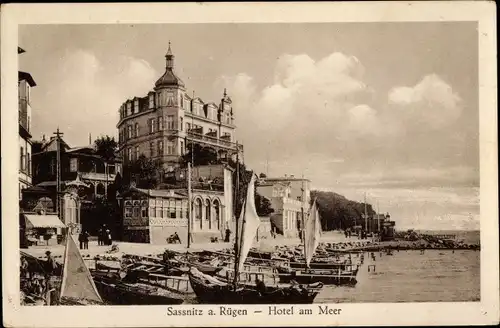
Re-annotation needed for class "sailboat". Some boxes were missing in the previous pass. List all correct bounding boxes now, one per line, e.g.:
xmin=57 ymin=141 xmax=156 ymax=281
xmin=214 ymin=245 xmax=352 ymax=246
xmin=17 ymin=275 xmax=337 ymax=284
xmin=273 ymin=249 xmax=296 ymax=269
xmin=278 ymin=201 xmax=358 ymax=286
xmin=57 ymin=231 xmax=103 ymax=305
xmin=188 ymin=173 xmax=323 ymax=304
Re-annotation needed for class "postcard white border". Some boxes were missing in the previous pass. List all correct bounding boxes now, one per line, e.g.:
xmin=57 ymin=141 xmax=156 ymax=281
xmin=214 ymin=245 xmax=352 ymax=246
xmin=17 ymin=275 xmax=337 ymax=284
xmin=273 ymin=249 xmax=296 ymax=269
xmin=1 ymin=2 xmax=498 ymax=327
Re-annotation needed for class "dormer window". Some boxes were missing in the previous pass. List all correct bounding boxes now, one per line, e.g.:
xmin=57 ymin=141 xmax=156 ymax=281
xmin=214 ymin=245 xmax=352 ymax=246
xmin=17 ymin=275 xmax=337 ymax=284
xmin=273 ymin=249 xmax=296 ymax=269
xmin=127 ymin=102 xmax=132 ymax=116
xmin=149 ymin=94 xmax=154 ymax=109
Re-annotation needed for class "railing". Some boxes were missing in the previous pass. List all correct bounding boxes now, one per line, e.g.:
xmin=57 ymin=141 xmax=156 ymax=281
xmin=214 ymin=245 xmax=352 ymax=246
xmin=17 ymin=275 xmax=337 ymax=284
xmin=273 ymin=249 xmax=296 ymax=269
xmin=184 ymin=131 xmax=243 ymax=151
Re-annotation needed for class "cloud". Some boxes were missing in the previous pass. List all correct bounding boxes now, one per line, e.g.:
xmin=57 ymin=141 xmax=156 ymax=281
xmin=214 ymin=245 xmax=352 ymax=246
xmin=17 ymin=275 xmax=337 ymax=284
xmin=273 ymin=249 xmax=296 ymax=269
xmin=388 ymin=74 xmax=462 ymax=129
xmin=33 ymin=49 xmax=157 ymax=145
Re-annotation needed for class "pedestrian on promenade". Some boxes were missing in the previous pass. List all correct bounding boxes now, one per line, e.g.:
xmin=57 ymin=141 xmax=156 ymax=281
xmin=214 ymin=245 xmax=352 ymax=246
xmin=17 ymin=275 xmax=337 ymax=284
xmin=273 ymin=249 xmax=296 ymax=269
xmin=225 ymin=228 xmax=231 ymax=242
xmin=78 ymin=232 xmax=84 ymax=249
xmin=106 ymin=229 xmax=112 ymax=246
xmin=83 ymin=231 xmax=90 ymax=249
xmin=97 ymin=228 xmax=103 ymax=246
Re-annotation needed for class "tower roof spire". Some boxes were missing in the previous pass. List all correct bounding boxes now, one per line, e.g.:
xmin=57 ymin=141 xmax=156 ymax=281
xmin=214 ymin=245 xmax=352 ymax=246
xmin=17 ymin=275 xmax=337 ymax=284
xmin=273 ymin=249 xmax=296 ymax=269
xmin=166 ymin=41 xmax=173 ymax=56
xmin=156 ymin=42 xmax=185 ymax=88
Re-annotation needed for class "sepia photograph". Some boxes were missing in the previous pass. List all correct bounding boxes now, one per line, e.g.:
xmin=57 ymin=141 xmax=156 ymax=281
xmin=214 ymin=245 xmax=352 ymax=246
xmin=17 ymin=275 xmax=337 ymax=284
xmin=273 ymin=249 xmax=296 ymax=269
xmin=2 ymin=2 xmax=498 ymax=327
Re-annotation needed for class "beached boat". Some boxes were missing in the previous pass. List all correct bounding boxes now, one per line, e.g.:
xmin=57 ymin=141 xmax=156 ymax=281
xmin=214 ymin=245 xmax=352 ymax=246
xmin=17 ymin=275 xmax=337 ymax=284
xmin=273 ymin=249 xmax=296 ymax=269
xmin=90 ymin=271 xmax=189 ymax=305
xmin=189 ymin=267 xmax=321 ymax=304
xmin=189 ymin=171 xmax=323 ymax=304
xmin=278 ymin=200 xmax=358 ymax=286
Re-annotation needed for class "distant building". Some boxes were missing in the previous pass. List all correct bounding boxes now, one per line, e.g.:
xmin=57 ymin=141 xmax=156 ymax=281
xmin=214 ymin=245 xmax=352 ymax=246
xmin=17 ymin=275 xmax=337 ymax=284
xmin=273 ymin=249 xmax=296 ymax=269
xmin=119 ymin=164 xmax=233 ymax=244
xmin=32 ymin=135 xmax=122 ymax=200
xmin=18 ymin=47 xmax=37 ymax=199
xmin=256 ymin=176 xmax=311 ymax=238
xmin=116 ymin=43 xmax=242 ymax=173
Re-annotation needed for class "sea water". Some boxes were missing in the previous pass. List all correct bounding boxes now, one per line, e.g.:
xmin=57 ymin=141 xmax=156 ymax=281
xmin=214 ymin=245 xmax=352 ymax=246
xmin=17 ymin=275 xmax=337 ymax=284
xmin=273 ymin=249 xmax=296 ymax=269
xmin=317 ymin=249 xmax=480 ymax=303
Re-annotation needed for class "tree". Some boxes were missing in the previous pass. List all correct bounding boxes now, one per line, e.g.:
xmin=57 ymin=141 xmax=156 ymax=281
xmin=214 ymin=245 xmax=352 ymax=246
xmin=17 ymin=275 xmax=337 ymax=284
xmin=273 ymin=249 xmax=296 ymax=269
xmin=255 ymin=192 xmax=274 ymax=216
xmin=94 ymin=135 xmax=118 ymax=161
xmin=311 ymin=190 xmax=376 ymax=231
xmin=180 ymin=144 xmax=218 ymax=167
xmin=32 ymin=140 xmax=44 ymax=154
xmin=122 ymin=155 xmax=161 ymax=189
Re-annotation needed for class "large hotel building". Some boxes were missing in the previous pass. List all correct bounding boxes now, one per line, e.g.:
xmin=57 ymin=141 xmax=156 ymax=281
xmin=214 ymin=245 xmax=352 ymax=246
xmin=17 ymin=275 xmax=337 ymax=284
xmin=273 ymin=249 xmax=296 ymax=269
xmin=116 ymin=44 xmax=242 ymax=171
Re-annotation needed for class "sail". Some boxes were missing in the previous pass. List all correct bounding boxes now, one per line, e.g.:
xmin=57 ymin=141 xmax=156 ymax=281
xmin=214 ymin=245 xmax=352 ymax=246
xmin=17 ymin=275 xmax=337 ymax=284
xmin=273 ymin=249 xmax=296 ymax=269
xmin=304 ymin=201 xmax=321 ymax=267
xmin=59 ymin=233 xmax=103 ymax=303
xmin=237 ymin=174 xmax=261 ymax=273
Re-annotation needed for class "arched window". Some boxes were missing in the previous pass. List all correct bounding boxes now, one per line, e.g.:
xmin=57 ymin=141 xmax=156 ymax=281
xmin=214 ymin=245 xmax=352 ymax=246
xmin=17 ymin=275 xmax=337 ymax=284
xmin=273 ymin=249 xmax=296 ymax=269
xmin=194 ymin=198 xmax=202 ymax=229
xmin=205 ymin=199 xmax=211 ymax=230
xmin=213 ymin=199 xmax=220 ymax=230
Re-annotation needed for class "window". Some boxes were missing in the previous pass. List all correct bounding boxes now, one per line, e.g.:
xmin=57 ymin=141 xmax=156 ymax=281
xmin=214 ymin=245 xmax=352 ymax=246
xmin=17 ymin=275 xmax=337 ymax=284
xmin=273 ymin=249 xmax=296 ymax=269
xmin=50 ymin=159 xmax=56 ymax=175
xmin=156 ymin=206 xmax=162 ymax=218
xmin=180 ymin=96 xmax=184 ymax=108
xmin=180 ymin=141 xmax=184 ymax=155
xmin=149 ymin=94 xmax=154 ymax=109
xmin=27 ymin=153 xmax=31 ymax=175
xmin=158 ymin=141 xmax=164 ymax=156
xmin=128 ymin=125 xmax=132 ymax=139
xmin=127 ymin=148 xmax=132 ymax=161
xmin=150 ymin=142 xmax=155 ymax=157
xmin=166 ymin=141 xmax=175 ymax=155
xmin=141 ymin=206 xmax=148 ymax=218
xmin=133 ymin=206 xmax=140 ymax=218
xmin=180 ymin=117 xmax=183 ymax=131
xmin=149 ymin=206 xmax=156 ymax=218
xmin=186 ymin=122 xmax=191 ymax=131
xmin=135 ymin=123 xmax=139 ymax=137
xmin=20 ymin=147 xmax=24 ymax=171
xmin=134 ymin=100 xmax=139 ymax=113
xmin=127 ymin=102 xmax=132 ymax=116
xmin=166 ymin=115 xmax=174 ymax=130
xmin=149 ymin=118 xmax=156 ymax=133
xmin=135 ymin=146 xmax=139 ymax=160
xmin=158 ymin=117 xmax=163 ymax=131
xmin=70 ymin=158 xmax=78 ymax=172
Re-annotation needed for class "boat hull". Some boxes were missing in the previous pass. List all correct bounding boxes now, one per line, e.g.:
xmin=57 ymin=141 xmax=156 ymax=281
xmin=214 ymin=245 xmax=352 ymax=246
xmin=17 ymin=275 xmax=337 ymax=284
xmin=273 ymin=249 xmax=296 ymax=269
xmin=189 ymin=273 xmax=320 ymax=304
xmin=92 ymin=274 xmax=185 ymax=305
xmin=278 ymin=272 xmax=357 ymax=286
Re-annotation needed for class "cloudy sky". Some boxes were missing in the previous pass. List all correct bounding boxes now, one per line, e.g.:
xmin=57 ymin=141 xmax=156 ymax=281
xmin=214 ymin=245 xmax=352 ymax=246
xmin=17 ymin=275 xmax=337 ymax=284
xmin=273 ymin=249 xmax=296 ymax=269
xmin=19 ymin=23 xmax=479 ymax=230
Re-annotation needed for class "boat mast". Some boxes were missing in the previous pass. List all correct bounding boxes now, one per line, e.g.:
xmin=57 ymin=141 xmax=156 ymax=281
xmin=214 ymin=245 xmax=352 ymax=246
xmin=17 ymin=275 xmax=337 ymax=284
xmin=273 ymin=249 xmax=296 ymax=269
xmin=364 ymin=192 xmax=368 ymax=233
xmin=187 ymin=162 xmax=192 ymax=248
xmin=301 ymin=175 xmax=308 ymax=269
xmin=377 ymin=200 xmax=381 ymax=235
xmin=232 ymin=143 xmax=240 ymax=286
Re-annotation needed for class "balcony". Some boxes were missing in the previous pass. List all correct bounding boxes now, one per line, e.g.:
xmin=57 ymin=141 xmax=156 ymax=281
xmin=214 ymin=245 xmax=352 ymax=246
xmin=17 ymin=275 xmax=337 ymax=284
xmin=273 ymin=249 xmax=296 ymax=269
xmin=182 ymin=130 xmax=243 ymax=152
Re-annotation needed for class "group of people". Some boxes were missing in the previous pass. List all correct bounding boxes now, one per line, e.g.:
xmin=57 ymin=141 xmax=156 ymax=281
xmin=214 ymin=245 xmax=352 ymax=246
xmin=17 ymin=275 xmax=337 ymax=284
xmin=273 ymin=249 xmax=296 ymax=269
xmin=20 ymin=253 xmax=58 ymax=305
xmin=98 ymin=226 xmax=113 ymax=246
xmin=77 ymin=226 xmax=113 ymax=249
xmin=78 ymin=231 xmax=90 ymax=249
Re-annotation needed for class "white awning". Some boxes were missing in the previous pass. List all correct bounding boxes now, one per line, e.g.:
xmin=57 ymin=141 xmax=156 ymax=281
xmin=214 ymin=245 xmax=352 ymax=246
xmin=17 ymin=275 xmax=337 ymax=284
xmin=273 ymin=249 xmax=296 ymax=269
xmin=24 ymin=214 xmax=66 ymax=229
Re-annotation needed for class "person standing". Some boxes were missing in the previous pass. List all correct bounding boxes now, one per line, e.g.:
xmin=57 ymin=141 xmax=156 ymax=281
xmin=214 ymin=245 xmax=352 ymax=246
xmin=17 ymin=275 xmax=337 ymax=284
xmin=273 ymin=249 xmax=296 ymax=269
xmin=97 ymin=227 xmax=103 ymax=246
xmin=83 ymin=231 xmax=90 ymax=249
xmin=78 ymin=232 xmax=84 ymax=249
xmin=106 ymin=229 xmax=111 ymax=246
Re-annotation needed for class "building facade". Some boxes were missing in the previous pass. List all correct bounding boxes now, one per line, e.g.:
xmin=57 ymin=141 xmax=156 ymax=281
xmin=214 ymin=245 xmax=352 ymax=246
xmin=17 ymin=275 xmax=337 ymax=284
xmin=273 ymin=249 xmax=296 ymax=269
xmin=32 ymin=135 xmax=122 ymax=200
xmin=18 ymin=47 xmax=37 ymax=199
xmin=256 ymin=176 xmax=312 ymax=238
xmin=120 ymin=164 xmax=233 ymax=244
xmin=116 ymin=44 xmax=242 ymax=172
